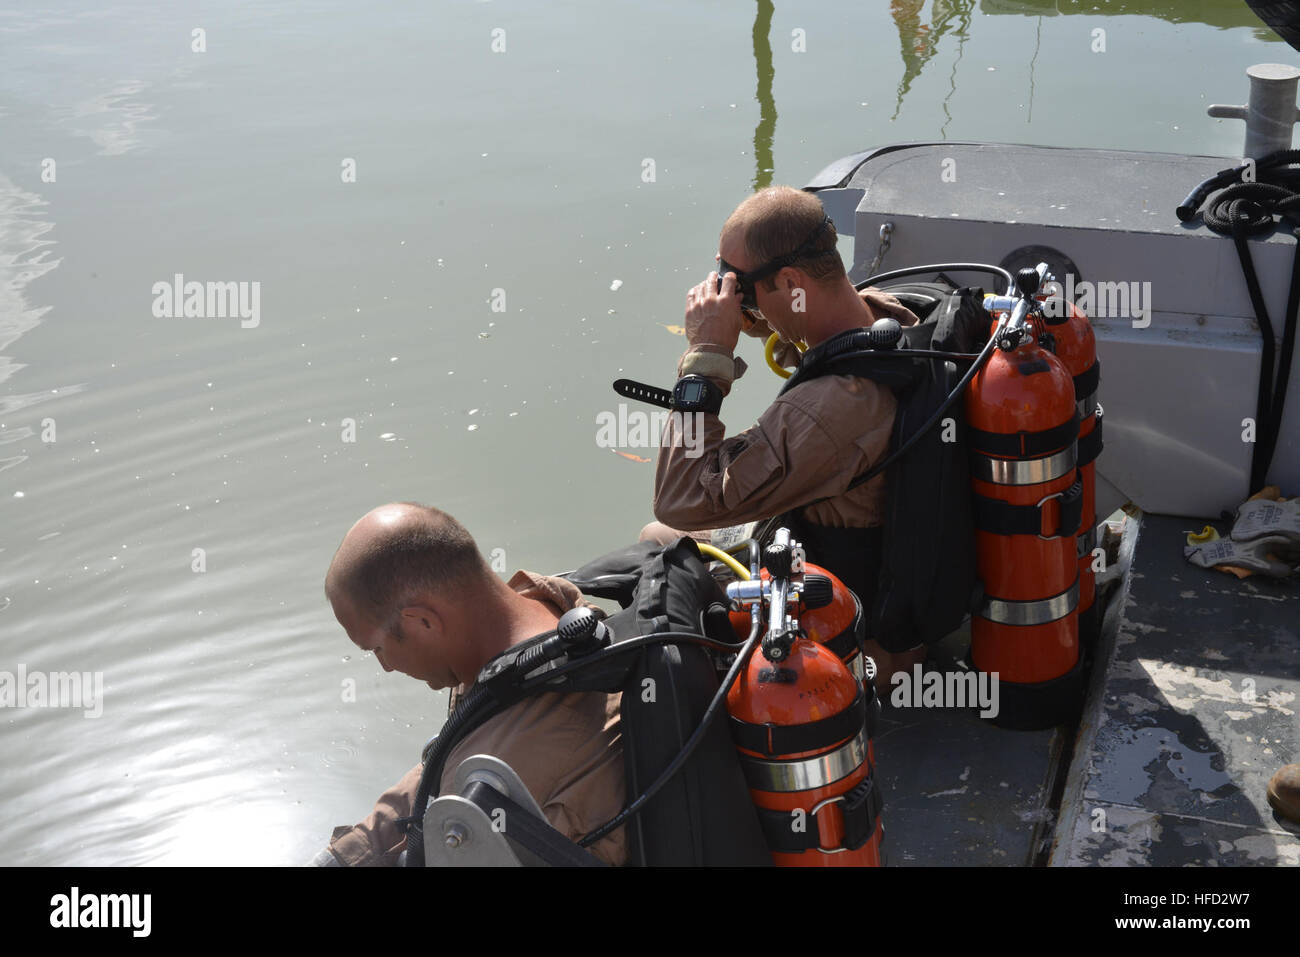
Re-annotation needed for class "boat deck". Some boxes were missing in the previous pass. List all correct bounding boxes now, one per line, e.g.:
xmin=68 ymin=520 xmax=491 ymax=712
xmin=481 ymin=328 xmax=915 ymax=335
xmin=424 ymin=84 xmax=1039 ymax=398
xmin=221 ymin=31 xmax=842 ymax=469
xmin=874 ymin=625 xmax=1064 ymax=866
xmin=1052 ymin=513 xmax=1300 ymax=865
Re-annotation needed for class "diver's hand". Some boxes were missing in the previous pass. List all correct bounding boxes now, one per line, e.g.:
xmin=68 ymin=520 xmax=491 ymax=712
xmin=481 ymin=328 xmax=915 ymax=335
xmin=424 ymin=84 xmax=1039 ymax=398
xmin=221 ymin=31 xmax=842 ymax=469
xmin=684 ymin=271 xmax=743 ymax=354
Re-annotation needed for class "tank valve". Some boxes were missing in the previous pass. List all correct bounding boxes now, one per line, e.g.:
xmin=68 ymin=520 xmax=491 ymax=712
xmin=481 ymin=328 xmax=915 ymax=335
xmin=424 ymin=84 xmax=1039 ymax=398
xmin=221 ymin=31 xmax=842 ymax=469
xmin=801 ymin=574 xmax=834 ymax=610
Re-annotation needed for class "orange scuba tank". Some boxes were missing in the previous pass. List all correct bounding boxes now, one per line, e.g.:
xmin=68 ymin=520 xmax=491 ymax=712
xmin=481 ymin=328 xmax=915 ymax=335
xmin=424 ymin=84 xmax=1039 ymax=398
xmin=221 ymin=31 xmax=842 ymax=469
xmin=1040 ymin=295 xmax=1103 ymax=646
xmin=967 ymin=269 xmax=1084 ymax=729
xmin=725 ymin=533 xmax=883 ymax=866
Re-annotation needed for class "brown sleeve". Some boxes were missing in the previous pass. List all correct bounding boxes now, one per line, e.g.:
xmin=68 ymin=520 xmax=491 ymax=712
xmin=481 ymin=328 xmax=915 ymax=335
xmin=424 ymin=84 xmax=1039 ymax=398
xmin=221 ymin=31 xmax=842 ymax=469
xmin=652 ymin=374 xmax=895 ymax=531
xmin=326 ymin=762 xmax=423 ymax=866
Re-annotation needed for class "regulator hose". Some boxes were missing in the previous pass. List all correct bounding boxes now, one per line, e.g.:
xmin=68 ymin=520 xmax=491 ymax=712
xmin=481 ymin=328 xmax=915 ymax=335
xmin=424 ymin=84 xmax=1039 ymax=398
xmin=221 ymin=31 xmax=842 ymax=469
xmin=695 ymin=543 xmax=752 ymax=580
xmin=859 ymin=262 xmax=1014 ymax=294
xmin=764 ymin=332 xmax=806 ymax=379
xmin=841 ymin=322 xmax=1003 ymax=493
xmin=403 ymin=680 xmax=497 ymax=866
xmin=578 ymin=620 xmax=763 ymax=848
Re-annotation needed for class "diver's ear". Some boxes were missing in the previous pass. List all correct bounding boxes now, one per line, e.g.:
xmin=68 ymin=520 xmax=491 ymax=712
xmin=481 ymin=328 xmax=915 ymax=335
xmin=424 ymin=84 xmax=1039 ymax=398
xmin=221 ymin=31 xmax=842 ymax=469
xmin=396 ymin=603 xmax=441 ymax=642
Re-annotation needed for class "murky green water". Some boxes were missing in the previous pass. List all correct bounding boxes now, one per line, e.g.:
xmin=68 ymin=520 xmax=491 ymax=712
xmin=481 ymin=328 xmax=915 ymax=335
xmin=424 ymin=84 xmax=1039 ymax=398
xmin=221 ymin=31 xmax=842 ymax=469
xmin=0 ymin=1 xmax=1289 ymax=864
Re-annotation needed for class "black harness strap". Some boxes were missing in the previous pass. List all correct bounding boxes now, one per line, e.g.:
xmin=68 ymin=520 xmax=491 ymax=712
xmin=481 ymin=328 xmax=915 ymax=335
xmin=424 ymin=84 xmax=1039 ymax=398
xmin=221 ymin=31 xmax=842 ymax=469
xmin=967 ymin=414 xmax=1079 ymax=458
xmin=781 ymin=352 xmax=918 ymax=397
xmin=728 ymin=687 xmax=873 ymax=757
xmin=973 ymin=477 xmax=1084 ymax=538
xmin=460 ymin=780 xmax=606 ymax=867
xmin=1072 ymin=361 xmax=1101 ymax=402
xmin=814 ymin=596 xmax=865 ymax=662
xmin=754 ymin=772 xmax=883 ymax=853
xmin=1077 ymin=409 xmax=1104 ymax=468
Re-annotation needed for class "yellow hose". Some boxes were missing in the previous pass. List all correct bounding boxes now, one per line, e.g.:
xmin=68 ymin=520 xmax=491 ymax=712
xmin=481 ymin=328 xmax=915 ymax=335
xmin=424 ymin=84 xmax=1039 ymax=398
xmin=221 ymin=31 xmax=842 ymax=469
xmin=696 ymin=543 xmax=751 ymax=580
xmin=764 ymin=332 xmax=807 ymax=379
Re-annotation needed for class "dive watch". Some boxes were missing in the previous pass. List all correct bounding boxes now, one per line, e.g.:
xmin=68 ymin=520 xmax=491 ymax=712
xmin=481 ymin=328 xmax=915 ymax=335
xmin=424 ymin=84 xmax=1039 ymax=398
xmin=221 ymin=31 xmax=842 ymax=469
xmin=671 ymin=375 xmax=724 ymax=415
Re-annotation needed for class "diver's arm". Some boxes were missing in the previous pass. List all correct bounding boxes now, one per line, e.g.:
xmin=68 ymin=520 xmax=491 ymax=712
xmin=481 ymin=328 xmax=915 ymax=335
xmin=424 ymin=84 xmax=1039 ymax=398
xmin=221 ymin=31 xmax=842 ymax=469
xmin=651 ymin=375 xmax=889 ymax=530
xmin=318 ymin=762 xmax=423 ymax=866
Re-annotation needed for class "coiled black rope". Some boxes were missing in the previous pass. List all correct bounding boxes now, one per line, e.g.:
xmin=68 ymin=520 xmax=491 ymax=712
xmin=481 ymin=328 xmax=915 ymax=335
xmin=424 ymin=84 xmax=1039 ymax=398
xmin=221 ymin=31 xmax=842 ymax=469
xmin=1185 ymin=150 xmax=1300 ymax=491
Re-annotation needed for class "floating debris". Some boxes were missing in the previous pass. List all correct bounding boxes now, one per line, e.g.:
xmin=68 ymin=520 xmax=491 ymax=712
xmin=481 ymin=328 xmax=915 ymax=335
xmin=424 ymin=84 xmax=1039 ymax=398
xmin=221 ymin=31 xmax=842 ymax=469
xmin=379 ymin=432 xmax=398 ymax=442
xmin=610 ymin=279 xmax=623 ymax=291
xmin=661 ymin=324 xmax=686 ymax=336
xmin=611 ymin=449 xmax=651 ymax=463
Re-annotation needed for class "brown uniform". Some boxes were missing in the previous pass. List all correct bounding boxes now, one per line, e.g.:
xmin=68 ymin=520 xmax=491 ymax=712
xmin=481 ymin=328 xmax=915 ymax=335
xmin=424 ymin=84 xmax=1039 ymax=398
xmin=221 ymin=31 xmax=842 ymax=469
xmin=653 ymin=288 xmax=919 ymax=536
xmin=325 ymin=571 xmax=626 ymax=867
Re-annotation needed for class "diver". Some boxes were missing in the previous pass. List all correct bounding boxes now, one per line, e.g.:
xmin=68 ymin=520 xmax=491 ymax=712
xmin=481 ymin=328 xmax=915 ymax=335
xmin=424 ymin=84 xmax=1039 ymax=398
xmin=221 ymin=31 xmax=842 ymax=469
xmin=643 ymin=185 xmax=926 ymax=693
xmin=310 ymin=503 xmax=626 ymax=866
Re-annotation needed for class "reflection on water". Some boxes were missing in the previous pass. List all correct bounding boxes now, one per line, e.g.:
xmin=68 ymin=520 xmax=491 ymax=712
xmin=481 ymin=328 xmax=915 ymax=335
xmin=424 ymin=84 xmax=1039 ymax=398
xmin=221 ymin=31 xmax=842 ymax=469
xmin=0 ymin=174 xmax=58 ymax=374
xmin=751 ymin=0 xmax=777 ymax=191
xmin=891 ymin=1 xmax=977 ymax=121
xmin=889 ymin=0 xmax=1287 ymax=127
xmin=64 ymin=79 xmax=157 ymax=156
xmin=0 ymin=173 xmax=80 ymax=470
xmin=982 ymin=0 xmax=1286 ymax=31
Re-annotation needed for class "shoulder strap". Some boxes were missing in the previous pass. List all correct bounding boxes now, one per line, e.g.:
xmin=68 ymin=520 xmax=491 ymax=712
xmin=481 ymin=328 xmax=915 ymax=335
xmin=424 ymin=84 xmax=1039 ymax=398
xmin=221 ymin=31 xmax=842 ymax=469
xmin=779 ymin=329 xmax=918 ymax=397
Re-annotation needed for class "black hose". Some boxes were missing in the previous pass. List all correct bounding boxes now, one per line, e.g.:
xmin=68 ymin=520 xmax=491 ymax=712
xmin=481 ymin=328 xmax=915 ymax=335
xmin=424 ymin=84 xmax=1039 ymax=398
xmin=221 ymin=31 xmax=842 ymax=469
xmin=859 ymin=262 xmax=1013 ymax=292
xmin=404 ymin=682 xmax=497 ymax=866
xmin=833 ymin=347 xmax=979 ymax=363
xmin=843 ymin=325 xmax=1002 ymax=492
xmin=578 ymin=620 xmax=763 ymax=848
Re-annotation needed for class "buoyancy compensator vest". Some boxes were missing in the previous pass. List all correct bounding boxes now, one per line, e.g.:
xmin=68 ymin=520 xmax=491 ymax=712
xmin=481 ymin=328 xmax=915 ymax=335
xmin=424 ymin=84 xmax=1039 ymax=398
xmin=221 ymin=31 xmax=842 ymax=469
xmin=774 ymin=282 xmax=987 ymax=653
xmin=404 ymin=537 xmax=771 ymax=867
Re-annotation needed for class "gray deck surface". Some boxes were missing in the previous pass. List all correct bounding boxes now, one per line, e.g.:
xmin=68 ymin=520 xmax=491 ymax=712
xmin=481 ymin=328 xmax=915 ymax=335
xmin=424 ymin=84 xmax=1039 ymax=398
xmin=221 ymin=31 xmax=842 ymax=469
xmin=875 ymin=626 xmax=1064 ymax=867
xmin=1051 ymin=513 xmax=1300 ymax=865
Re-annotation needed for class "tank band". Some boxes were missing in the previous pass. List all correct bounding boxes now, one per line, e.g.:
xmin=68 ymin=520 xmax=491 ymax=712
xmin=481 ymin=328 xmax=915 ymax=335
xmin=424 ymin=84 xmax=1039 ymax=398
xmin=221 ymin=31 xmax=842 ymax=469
xmin=977 ymin=579 xmax=1080 ymax=627
xmin=971 ymin=444 xmax=1077 ymax=485
xmin=739 ymin=728 xmax=869 ymax=792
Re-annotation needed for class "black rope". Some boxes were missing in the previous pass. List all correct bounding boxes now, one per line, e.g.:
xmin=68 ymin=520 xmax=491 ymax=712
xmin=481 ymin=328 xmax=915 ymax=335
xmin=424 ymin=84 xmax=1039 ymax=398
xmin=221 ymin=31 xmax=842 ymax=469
xmin=1190 ymin=151 xmax=1300 ymax=491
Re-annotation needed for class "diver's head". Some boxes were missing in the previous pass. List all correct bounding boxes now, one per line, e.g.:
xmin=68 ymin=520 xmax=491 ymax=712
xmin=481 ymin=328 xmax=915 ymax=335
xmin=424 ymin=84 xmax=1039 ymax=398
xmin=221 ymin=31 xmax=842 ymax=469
xmin=718 ymin=186 xmax=850 ymax=344
xmin=325 ymin=503 xmax=494 ymax=689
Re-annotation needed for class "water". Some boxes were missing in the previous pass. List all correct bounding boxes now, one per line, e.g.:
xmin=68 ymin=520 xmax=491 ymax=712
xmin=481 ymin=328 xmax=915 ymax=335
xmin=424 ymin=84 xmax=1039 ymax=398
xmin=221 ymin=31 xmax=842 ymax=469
xmin=0 ymin=1 xmax=1287 ymax=865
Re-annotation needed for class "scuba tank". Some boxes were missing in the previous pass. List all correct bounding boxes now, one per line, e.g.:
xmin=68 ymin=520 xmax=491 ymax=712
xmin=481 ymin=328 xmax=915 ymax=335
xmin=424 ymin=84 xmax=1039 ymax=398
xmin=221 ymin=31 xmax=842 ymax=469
xmin=724 ymin=531 xmax=884 ymax=866
xmin=1040 ymin=294 xmax=1103 ymax=647
xmin=967 ymin=269 xmax=1084 ymax=729
xmin=987 ymin=287 xmax=1103 ymax=648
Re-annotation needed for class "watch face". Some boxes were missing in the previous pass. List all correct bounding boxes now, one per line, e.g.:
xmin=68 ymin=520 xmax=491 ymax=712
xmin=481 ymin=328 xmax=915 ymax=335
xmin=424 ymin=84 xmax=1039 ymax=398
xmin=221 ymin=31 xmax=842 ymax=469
xmin=680 ymin=381 xmax=705 ymax=404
